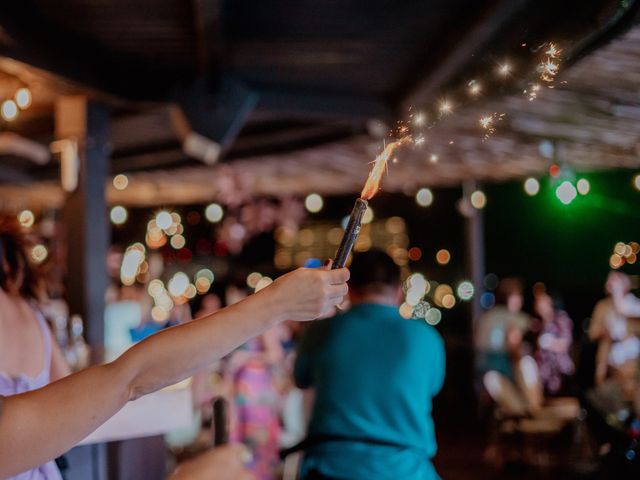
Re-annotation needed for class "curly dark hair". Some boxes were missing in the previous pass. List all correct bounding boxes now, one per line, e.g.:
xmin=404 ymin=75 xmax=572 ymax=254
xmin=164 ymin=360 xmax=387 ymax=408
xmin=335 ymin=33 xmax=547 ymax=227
xmin=0 ymin=215 xmax=43 ymax=300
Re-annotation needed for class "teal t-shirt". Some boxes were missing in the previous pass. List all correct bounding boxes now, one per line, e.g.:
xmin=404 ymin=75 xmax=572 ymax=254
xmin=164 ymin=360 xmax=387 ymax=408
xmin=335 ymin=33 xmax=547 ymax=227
xmin=294 ymin=303 xmax=445 ymax=480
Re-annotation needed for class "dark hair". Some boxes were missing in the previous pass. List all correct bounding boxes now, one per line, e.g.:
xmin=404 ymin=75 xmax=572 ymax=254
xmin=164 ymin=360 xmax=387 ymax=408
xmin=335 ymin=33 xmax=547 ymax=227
xmin=349 ymin=248 xmax=400 ymax=293
xmin=495 ymin=277 xmax=523 ymax=305
xmin=0 ymin=216 xmax=42 ymax=300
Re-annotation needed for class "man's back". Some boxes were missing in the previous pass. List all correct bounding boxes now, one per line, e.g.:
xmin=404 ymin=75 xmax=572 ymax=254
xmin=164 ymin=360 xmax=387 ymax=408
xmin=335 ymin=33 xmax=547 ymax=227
xmin=294 ymin=303 xmax=445 ymax=480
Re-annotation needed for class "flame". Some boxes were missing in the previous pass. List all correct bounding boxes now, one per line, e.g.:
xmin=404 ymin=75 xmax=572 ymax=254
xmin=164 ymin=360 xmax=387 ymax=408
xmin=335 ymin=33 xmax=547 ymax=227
xmin=360 ymin=136 xmax=411 ymax=200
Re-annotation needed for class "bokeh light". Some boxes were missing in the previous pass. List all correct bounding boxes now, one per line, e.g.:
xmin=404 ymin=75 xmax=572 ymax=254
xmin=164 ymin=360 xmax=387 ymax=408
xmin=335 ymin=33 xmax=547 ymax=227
xmin=168 ymin=272 xmax=190 ymax=297
xmin=484 ymin=273 xmax=499 ymax=290
xmin=480 ymin=292 xmax=496 ymax=309
xmin=110 ymin=206 xmax=128 ymax=225
xmin=457 ymin=281 xmax=475 ymax=301
xmin=170 ymin=234 xmax=186 ymax=249
xmin=634 ymin=174 xmax=640 ymax=191
xmin=255 ymin=276 xmax=273 ymax=292
xmin=470 ymin=190 xmax=487 ymax=209
xmin=524 ymin=178 xmax=540 ymax=196
xmin=205 ymin=203 xmax=224 ymax=223
xmin=576 ymin=178 xmax=590 ymax=195
xmin=31 ymin=244 xmax=48 ymax=264
xmin=246 ymin=272 xmax=263 ymax=289
xmin=1 ymin=100 xmax=18 ymax=121
xmin=113 ymin=174 xmax=129 ymax=190
xmin=362 ymin=206 xmax=375 ymax=224
xmin=15 ymin=88 xmax=32 ymax=109
xmin=155 ymin=210 xmax=173 ymax=230
xmin=415 ymin=188 xmax=433 ymax=207
xmin=555 ymin=181 xmax=577 ymax=205
xmin=424 ymin=308 xmax=442 ymax=325
xmin=436 ymin=249 xmax=451 ymax=265
xmin=305 ymin=193 xmax=324 ymax=213
xmin=18 ymin=210 xmax=35 ymax=228
xmin=442 ymin=294 xmax=456 ymax=309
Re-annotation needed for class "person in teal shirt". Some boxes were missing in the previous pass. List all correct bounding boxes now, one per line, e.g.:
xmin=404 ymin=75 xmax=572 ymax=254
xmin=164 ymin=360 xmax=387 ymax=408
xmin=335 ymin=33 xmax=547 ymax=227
xmin=294 ymin=249 xmax=446 ymax=480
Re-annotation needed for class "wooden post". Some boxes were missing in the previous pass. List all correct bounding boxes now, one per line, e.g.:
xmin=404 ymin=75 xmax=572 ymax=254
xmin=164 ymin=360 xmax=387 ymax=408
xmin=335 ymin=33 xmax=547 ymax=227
xmin=463 ymin=180 xmax=485 ymax=331
xmin=57 ymin=96 xmax=110 ymax=356
xmin=57 ymin=97 xmax=110 ymax=480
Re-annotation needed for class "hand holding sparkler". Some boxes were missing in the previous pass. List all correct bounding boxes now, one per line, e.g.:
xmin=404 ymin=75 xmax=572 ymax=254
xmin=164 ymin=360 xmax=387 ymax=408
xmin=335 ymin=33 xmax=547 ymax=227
xmin=266 ymin=267 xmax=350 ymax=320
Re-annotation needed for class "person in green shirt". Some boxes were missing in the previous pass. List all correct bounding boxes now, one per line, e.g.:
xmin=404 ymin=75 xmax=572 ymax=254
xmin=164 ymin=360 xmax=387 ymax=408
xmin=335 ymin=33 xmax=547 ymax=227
xmin=295 ymin=249 xmax=446 ymax=480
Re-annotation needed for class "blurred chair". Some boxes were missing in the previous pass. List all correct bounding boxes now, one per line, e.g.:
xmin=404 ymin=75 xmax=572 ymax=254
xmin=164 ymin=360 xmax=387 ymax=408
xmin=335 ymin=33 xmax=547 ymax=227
xmin=483 ymin=369 xmax=576 ymax=469
xmin=514 ymin=355 xmax=580 ymax=421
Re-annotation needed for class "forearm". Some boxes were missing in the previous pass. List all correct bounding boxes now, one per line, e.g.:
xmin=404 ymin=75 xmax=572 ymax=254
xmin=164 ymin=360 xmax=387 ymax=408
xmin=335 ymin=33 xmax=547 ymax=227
xmin=122 ymin=288 xmax=283 ymax=399
xmin=0 ymin=363 xmax=130 ymax=477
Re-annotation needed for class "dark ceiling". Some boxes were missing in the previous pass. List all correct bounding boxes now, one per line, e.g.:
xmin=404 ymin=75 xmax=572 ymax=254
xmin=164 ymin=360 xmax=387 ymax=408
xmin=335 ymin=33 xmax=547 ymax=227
xmin=0 ymin=0 xmax=635 ymax=184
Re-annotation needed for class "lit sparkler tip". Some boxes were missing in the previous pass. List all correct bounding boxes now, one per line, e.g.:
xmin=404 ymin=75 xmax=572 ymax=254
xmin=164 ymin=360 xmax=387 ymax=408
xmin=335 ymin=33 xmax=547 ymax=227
xmin=414 ymin=112 xmax=426 ymax=126
xmin=360 ymin=136 xmax=412 ymax=200
xmin=429 ymin=154 xmax=438 ymax=163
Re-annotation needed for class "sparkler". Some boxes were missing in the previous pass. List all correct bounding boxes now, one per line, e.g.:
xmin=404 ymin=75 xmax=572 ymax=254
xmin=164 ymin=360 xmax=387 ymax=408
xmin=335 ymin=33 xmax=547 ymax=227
xmin=332 ymin=137 xmax=411 ymax=269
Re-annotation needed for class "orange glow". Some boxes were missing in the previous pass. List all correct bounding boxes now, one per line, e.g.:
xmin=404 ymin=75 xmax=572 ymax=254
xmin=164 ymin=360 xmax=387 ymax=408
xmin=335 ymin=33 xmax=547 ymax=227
xmin=360 ymin=136 xmax=411 ymax=200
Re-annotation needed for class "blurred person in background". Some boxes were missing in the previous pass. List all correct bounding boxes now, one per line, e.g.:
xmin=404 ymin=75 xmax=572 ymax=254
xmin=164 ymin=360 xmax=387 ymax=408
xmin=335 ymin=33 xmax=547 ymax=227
xmin=0 ymin=216 xmax=70 ymax=480
xmin=590 ymin=272 xmax=640 ymax=387
xmin=474 ymin=278 xmax=530 ymax=381
xmin=225 ymin=284 xmax=284 ymax=480
xmin=532 ymin=288 xmax=574 ymax=395
xmin=294 ymin=249 xmax=445 ymax=480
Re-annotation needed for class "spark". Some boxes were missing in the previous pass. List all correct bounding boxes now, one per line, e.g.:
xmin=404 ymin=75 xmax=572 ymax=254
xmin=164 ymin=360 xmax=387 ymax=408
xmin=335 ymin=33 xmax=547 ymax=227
xmin=538 ymin=42 xmax=562 ymax=83
xmin=479 ymin=115 xmax=493 ymax=130
xmin=414 ymin=112 xmax=426 ymax=126
xmin=545 ymin=43 xmax=561 ymax=58
xmin=439 ymin=99 xmax=452 ymax=115
xmin=468 ymin=80 xmax=481 ymax=96
xmin=430 ymin=154 xmax=439 ymax=163
xmin=478 ymin=113 xmax=505 ymax=140
xmin=415 ymin=135 xmax=426 ymax=146
xmin=497 ymin=62 xmax=511 ymax=77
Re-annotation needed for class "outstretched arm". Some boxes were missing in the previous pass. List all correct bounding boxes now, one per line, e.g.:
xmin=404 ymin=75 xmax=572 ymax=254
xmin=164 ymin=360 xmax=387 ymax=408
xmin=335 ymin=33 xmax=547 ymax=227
xmin=0 ymin=267 xmax=349 ymax=478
